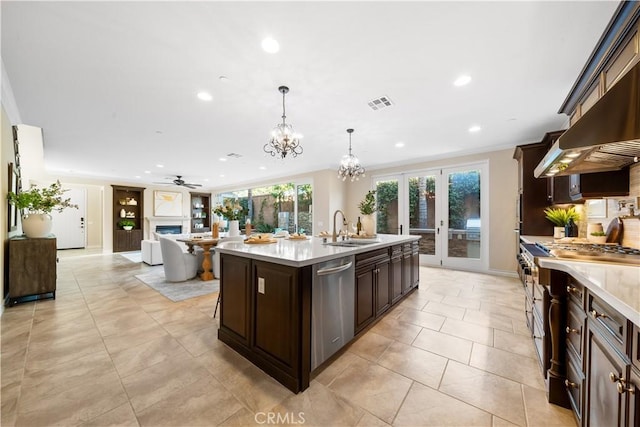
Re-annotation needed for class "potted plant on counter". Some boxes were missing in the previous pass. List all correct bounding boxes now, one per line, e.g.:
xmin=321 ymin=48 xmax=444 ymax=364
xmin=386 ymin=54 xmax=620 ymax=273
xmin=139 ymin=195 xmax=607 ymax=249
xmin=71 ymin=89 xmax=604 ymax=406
xmin=544 ymin=206 xmax=580 ymax=238
xmin=7 ymin=180 xmax=78 ymax=238
xmin=357 ymin=190 xmax=378 ymax=236
xmin=118 ymin=219 xmax=135 ymax=231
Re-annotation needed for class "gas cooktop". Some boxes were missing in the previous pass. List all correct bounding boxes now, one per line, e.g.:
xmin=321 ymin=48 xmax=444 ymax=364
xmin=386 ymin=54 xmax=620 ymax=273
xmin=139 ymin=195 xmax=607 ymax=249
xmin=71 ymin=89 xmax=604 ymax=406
xmin=535 ymin=242 xmax=640 ymax=265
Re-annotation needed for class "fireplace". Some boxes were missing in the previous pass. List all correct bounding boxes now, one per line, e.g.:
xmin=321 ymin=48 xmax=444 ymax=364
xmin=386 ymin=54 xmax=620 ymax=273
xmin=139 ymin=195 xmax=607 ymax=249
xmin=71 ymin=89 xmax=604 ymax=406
xmin=145 ymin=216 xmax=191 ymax=240
xmin=156 ymin=225 xmax=182 ymax=234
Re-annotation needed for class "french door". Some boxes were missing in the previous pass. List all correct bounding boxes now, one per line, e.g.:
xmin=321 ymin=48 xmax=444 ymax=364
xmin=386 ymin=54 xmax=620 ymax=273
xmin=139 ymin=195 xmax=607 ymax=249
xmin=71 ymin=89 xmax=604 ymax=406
xmin=373 ymin=161 xmax=488 ymax=271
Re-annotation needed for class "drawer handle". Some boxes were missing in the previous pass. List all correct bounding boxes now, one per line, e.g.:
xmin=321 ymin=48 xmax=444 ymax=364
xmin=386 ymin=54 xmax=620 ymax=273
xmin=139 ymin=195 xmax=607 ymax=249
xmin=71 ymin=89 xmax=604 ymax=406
xmin=564 ymin=379 xmax=578 ymax=389
xmin=565 ymin=327 xmax=579 ymax=335
xmin=610 ymin=372 xmax=621 ymax=383
xmin=617 ymin=382 xmax=635 ymax=395
xmin=591 ymin=310 xmax=608 ymax=319
xmin=533 ymin=335 xmax=542 ymax=340
xmin=566 ymin=285 xmax=578 ymax=294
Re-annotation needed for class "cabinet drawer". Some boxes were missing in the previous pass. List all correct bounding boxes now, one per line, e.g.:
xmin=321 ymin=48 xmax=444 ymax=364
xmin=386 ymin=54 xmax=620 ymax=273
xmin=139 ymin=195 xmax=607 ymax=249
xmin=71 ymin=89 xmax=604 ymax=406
xmin=587 ymin=292 xmax=628 ymax=356
xmin=566 ymin=299 xmax=586 ymax=363
xmin=565 ymin=354 xmax=584 ymax=424
xmin=524 ymin=294 xmax=534 ymax=335
xmin=566 ymin=277 xmax=585 ymax=309
xmin=532 ymin=282 xmax=547 ymax=323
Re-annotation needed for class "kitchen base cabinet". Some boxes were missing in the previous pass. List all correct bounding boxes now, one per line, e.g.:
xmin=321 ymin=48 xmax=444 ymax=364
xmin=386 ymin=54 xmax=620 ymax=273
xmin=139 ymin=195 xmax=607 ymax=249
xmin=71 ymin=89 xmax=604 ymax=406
xmin=218 ymin=254 xmax=311 ymax=393
xmin=355 ymin=248 xmax=390 ymax=333
xmin=586 ymin=326 xmax=628 ymax=427
xmin=6 ymin=236 xmax=57 ymax=306
xmin=390 ymin=246 xmax=403 ymax=305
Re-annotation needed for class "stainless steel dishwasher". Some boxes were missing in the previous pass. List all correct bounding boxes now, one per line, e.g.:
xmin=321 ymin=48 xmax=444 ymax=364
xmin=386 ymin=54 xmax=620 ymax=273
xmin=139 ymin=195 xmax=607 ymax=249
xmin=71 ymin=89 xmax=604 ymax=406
xmin=311 ymin=255 xmax=355 ymax=370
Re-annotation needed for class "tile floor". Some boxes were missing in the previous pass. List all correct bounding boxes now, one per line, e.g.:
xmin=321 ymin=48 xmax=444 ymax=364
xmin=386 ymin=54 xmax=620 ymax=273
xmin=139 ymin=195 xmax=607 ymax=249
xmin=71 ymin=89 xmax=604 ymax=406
xmin=1 ymin=250 xmax=577 ymax=426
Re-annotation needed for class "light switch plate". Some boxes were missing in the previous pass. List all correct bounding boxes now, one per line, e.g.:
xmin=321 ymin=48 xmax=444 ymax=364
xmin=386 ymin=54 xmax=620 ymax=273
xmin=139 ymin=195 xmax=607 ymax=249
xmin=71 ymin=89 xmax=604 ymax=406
xmin=258 ymin=277 xmax=265 ymax=294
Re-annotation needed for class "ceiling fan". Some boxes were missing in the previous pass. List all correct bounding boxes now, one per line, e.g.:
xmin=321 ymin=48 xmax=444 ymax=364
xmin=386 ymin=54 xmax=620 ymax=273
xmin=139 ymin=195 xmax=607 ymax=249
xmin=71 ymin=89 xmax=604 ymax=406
xmin=153 ymin=175 xmax=202 ymax=189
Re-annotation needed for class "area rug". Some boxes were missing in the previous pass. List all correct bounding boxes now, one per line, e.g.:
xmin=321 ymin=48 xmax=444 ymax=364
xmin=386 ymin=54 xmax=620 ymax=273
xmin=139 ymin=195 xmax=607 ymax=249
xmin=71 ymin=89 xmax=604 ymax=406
xmin=134 ymin=267 xmax=219 ymax=302
xmin=120 ymin=251 xmax=142 ymax=263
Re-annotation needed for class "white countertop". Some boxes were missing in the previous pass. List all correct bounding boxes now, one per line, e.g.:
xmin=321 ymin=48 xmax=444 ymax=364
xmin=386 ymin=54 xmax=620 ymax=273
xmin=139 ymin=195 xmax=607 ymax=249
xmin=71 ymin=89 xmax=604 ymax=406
xmin=215 ymin=234 xmax=420 ymax=268
xmin=537 ymin=258 xmax=640 ymax=327
xmin=520 ymin=235 xmax=554 ymax=245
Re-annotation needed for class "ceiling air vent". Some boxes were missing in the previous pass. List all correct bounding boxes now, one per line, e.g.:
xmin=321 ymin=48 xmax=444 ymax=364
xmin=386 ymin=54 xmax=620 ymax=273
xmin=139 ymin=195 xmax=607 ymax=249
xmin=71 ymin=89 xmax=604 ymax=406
xmin=368 ymin=95 xmax=393 ymax=111
xmin=226 ymin=153 xmax=242 ymax=158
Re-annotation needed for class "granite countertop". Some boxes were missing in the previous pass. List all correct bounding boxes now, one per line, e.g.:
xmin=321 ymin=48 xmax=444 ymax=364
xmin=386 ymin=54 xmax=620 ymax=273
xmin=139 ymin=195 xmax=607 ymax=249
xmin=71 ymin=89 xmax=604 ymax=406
xmin=215 ymin=234 xmax=420 ymax=267
xmin=537 ymin=258 xmax=640 ymax=327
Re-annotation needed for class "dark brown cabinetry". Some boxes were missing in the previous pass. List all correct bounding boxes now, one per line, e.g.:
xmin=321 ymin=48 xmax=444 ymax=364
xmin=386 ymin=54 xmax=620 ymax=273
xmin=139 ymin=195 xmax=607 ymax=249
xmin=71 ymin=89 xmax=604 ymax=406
xmin=547 ymin=175 xmax=573 ymax=205
xmin=390 ymin=246 xmax=403 ymax=305
xmin=549 ymin=270 xmax=639 ymax=427
xmin=514 ymin=139 xmax=556 ymax=236
xmin=569 ymin=169 xmax=629 ymax=201
xmin=112 ymin=185 xmax=144 ymax=252
xmin=190 ymin=192 xmax=210 ymax=233
xmin=7 ymin=236 xmax=57 ymax=305
xmin=355 ymin=248 xmax=390 ymax=333
xmin=218 ymin=254 xmax=311 ymax=393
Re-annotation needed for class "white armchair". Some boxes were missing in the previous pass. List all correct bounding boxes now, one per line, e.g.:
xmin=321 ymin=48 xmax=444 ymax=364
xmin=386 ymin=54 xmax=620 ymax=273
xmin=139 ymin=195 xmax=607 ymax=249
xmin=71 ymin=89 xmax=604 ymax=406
xmin=159 ymin=237 xmax=198 ymax=282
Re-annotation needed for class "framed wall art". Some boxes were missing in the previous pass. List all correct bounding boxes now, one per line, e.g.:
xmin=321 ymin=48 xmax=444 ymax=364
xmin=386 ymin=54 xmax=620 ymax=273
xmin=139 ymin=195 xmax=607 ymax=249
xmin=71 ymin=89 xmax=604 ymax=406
xmin=154 ymin=191 xmax=183 ymax=217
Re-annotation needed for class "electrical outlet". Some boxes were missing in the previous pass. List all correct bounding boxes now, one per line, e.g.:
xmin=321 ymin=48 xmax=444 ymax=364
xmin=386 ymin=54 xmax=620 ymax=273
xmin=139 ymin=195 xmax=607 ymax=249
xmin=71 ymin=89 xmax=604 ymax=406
xmin=258 ymin=277 xmax=265 ymax=294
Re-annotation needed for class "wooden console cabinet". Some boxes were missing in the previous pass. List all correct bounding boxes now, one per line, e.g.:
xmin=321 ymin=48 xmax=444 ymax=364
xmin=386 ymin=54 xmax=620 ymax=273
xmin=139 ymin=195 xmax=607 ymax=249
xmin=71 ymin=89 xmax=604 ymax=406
xmin=7 ymin=236 xmax=57 ymax=305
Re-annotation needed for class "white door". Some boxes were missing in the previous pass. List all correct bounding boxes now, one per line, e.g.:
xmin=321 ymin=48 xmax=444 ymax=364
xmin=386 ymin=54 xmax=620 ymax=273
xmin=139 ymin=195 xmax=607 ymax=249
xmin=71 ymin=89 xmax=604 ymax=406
xmin=51 ymin=188 xmax=86 ymax=249
xmin=440 ymin=163 xmax=488 ymax=271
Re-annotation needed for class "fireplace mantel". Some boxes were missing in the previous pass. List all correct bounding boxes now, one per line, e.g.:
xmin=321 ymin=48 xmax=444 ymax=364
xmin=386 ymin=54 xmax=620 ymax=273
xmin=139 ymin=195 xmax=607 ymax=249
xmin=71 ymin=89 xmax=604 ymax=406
xmin=145 ymin=216 xmax=191 ymax=239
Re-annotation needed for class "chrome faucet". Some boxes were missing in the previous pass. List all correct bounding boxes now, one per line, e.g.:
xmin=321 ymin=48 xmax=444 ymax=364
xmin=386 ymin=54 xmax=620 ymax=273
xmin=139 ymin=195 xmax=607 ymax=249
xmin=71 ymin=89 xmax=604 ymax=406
xmin=332 ymin=209 xmax=347 ymax=242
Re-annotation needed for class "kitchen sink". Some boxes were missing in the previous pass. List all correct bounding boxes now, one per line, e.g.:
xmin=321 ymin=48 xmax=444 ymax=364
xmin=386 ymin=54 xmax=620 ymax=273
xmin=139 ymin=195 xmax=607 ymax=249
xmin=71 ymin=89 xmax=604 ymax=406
xmin=325 ymin=239 xmax=380 ymax=247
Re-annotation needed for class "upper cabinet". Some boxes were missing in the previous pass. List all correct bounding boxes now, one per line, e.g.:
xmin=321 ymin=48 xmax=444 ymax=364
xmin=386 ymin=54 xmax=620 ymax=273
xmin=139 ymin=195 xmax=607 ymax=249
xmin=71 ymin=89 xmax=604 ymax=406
xmin=190 ymin=192 xmax=210 ymax=233
xmin=560 ymin=2 xmax=639 ymax=121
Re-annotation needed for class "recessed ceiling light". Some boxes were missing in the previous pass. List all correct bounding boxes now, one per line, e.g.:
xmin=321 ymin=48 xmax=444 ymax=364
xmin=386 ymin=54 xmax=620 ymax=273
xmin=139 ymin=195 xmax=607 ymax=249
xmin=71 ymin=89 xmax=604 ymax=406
xmin=219 ymin=157 xmax=227 ymax=162
xmin=454 ymin=75 xmax=472 ymax=87
xmin=259 ymin=166 xmax=267 ymax=170
xmin=197 ymin=92 xmax=213 ymax=101
xmin=134 ymin=176 xmax=141 ymax=179
xmin=219 ymin=76 xmax=229 ymax=82
xmin=156 ymin=164 xmax=164 ymax=168
xmin=219 ymin=174 xmax=225 ymax=178
xmin=203 ymin=178 xmax=209 ymax=182
xmin=468 ymin=125 xmax=482 ymax=133
xmin=395 ymin=142 xmax=405 ymax=148
xmin=144 ymin=170 xmax=151 ymax=174
xmin=261 ymin=37 xmax=280 ymax=53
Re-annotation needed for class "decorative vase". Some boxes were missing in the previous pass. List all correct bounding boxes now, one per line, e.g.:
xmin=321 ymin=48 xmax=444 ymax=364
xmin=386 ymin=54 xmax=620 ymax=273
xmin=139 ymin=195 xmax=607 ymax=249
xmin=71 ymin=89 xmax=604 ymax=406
xmin=553 ymin=227 xmax=565 ymax=239
xmin=120 ymin=208 xmax=126 ymax=218
xmin=360 ymin=215 xmax=375 ymax=236
xmin=21 ymin=213 xmax=53 ymax=238
xmin=228 ymin=220 xmax=240 ymax=237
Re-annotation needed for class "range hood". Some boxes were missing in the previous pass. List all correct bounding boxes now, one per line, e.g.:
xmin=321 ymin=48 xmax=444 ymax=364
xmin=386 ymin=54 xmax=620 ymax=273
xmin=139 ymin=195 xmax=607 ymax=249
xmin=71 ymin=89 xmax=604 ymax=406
xmin=534 ymin=61 xmax=640 ymax=178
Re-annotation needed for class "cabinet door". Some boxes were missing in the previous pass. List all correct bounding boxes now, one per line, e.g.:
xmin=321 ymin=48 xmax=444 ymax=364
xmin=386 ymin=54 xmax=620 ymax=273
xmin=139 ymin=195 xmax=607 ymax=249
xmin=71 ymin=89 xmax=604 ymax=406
xmin=547 ymin=175 xmax=572 ymax=204
xmin=375 ymin=260 xmax=390 ymax=316
xmin=401 ymin=251 xmax=412 ymax=294
xmin=628 ymin=368 xmax=640 ymax=427
xmin=253 ymin=262 xmax=299 ymax=371
xmin=355 ymin=268 xmax=375 ymax=333
xmin=586 ymin=327 xmax=627 ymax=427
xmin=570 ymin=169 xmax=630 ymax=200
xmin=411 ymin=243 xmax=419 ymax=288
xmin=390 ymin=256 xmax=402 ymax=304
xmin=220 ymin=255 xmax=251 ymax=346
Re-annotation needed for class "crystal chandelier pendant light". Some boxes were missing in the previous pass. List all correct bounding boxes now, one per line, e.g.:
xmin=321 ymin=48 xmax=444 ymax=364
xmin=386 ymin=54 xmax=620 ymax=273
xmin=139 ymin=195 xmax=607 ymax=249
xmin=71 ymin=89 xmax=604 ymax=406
xmin=337 ymin=128 xmax=366 ymax=182
xmin=263 ymin=86 xmax=303 ymax=159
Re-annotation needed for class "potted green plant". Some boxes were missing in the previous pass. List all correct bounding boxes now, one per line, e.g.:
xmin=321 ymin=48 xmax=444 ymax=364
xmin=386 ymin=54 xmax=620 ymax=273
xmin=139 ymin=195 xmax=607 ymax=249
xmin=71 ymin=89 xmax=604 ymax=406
xmin=118 ymin=219 xmax=136 ymax=231
xmin=357 ymin=190 xmax=378 ymax=236
xmin=543 ymin=206 xmax=580 ymax=238
xmin=7 ymin=180 xmax=78 ymax=238
xmin=589 ymin=231 xmax=607 ymax=244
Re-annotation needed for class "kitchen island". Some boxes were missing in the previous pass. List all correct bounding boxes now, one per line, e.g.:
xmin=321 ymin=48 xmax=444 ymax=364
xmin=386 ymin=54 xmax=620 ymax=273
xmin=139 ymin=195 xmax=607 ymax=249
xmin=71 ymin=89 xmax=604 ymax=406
xmin=215 ymin=234 xmax=421 ymax=393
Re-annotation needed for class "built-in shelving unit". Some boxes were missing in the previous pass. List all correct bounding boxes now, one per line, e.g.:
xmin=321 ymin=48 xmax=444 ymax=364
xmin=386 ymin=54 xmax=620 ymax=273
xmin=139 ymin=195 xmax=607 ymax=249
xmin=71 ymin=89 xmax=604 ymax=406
xmin=112 ymin=185 xmax=145 ymax=252
xmin=190 ymin=192 xmax=210 ymax=233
